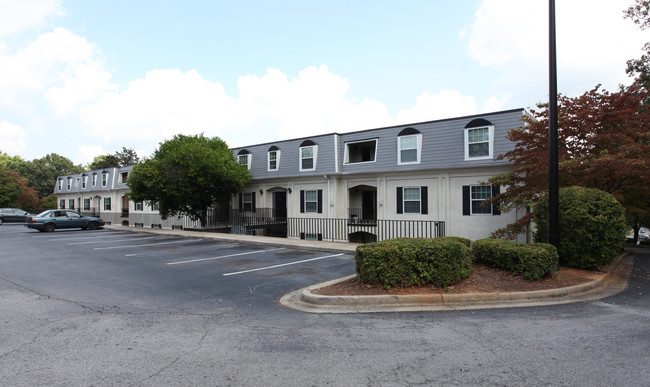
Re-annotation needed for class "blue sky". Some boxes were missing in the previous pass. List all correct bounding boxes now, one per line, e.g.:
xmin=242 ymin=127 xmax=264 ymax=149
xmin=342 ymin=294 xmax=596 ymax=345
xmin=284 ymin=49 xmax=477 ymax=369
xmin=0 ymin=0 xmax=646 ymax=165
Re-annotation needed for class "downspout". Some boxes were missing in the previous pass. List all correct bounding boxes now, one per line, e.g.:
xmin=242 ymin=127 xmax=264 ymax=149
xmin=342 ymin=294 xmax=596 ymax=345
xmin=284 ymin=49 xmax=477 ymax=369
xmin=324 ymin=174 xmax=331 ymax=241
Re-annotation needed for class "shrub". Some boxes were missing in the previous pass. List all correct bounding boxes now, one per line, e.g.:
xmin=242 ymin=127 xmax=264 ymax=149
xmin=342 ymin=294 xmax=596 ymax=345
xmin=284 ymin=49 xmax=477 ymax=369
xmin=435 ymin=236 xmax=472 ymax=247
xmin=533 ymin=186 xmax=627 ymax=270
xmin=471 ymin=238 xmax=558 ymax=280
xmin=355 ymin=238 xmax=472 ymax=288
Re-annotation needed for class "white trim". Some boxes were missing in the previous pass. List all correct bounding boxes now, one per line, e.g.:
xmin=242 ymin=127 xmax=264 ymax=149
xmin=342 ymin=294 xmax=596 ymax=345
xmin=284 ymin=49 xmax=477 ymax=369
xmin=343 ymin=138 xmax=378 ymax=164
xmin=299 ymin=145 xmax=318 ymax=171
xmin=464 ymin=125 xmax=494 ymax=161
xmin=238 ymin=154 xmax=252 ymax=170
xmin=267 ymin=150 xmax=280 ymax=171
xmin=402 ymin=186 xmax=422 ymax=214
xmin=470 ymin=184 xmax=493 ymax=215
xmin=397 ymin=134 xmax=422 ymax=165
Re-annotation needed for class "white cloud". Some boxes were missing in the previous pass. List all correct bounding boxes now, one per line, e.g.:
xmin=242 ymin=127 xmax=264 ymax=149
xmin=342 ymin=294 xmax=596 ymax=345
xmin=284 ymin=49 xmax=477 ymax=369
xmin=0 ymin=27 xmax=115 ymax=113
xmin=466 ymin=0 xmax=647 ymax=101
xmin=0 ymin=0 xmax=63 ymax=38
xmin=76 ymin=144 xmax=106 ymax=165
xmin=396 ymin=90 xmax=478 ymax=123
xmin=0 ymin=120 xmax=27 ymax=155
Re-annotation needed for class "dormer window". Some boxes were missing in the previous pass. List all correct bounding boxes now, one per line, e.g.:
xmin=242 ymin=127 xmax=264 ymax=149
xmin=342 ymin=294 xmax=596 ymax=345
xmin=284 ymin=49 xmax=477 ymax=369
xmin=237 ymin=149 xmax=252 ymax=170
xmin=81 ymin=174 xmax=87 ymax=189
xmin=299 ymin=140 xmax=317 ymax=171
xmin=92 ymin=173 xmax=97 ymax=187
xmin=268 ymin=146 xmax=280 ymax=171
xmin=464 ymin=119 xmax=494 ymax=160
xmin=102 ymin=171 xmax=108 ymax=187
xmin=397 ymin=128 xmax=422 ymax=165
xmin=344 ymin=139 xmax=377 ymax=164
xmin=67 ymin=177 xmax=72 ymax=190
xmin=120 ymin=172 xmax=129 ymax=184
xmin=58 ymin=179 xmax=63 ymax=191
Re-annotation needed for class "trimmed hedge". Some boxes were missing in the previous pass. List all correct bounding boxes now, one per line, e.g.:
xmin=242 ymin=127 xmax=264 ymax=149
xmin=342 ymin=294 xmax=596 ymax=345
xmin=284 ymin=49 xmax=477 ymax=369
xmin=471 ymin=238 xmax=558 ymax=280
xmin=355 ymin=238 xmax=472 ymax=288
xmin=533 ymin=186 xmax=627 ymax=270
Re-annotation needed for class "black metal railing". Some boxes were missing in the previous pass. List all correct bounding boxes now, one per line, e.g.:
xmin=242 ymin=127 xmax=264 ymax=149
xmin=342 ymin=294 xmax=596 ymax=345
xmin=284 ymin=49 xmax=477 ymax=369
xmin=347 ymin=208 xmax=377 ymax=225
xmin=81 ymin=208 xmax=100 ymax=217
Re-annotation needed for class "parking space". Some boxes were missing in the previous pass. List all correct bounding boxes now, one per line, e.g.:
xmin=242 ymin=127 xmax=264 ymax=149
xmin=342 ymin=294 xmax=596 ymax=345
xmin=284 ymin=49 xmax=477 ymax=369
xmin=0 ymin=225 xmax=355 ymax=309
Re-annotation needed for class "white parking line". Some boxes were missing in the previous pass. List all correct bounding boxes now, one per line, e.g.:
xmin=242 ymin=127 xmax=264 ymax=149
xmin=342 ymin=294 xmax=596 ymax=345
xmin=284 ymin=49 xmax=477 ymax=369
xmin=68 ymin=236 xmax=157 ymax=245
xmin=222 ymin=253 xmax=345 ymax=276
xmin=93 ymin=239 xmax=195 ymax=250
xmin=128 ymin=242 xmax=241 ymax=257
xmin=166 ymin=248 xmax=285 ymax=265
xmin=43 ymin=233 xmax=130 ymax=241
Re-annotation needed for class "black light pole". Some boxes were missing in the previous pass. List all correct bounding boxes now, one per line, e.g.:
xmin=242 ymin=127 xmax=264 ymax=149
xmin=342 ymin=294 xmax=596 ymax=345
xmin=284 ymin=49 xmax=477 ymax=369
xmin=548 ymin=0 xmax=560 ymax=248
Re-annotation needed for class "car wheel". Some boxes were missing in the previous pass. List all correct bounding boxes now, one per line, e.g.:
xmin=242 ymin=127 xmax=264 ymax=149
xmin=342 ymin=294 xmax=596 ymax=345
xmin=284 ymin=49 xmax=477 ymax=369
xmin=87 ymin=222 xmax=98 ymax=230
xmin=44 ymin=223 xmax=56 ymax=232
xmin=0 ymin=218 xmax=4 ymax=225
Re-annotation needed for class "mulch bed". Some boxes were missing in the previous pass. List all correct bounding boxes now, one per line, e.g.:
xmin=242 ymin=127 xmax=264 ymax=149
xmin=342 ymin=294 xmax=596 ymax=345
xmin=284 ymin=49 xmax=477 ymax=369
xmin=313 ymin=264 xmax=605 ymax=296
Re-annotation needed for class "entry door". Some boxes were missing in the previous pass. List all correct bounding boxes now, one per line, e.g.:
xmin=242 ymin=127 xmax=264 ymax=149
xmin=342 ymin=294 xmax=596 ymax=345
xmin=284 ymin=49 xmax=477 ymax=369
xmin=122 ymin=195 xmax=129 ymax=216
xmin=361 ymin=191 xmax=377 ymax=219
xmin=273 ymin=192 xmax=287 ymax=218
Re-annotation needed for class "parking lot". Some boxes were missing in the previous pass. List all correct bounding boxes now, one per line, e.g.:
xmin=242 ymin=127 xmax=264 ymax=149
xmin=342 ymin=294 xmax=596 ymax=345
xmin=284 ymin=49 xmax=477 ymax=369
xmin=0 ymin=224 xmax=355 ymax=312
xmin=1 ymin=223 xmax=649 ymax=386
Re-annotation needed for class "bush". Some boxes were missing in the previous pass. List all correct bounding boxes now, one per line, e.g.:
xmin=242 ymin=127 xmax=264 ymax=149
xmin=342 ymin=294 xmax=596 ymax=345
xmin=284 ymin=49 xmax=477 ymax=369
xmin=471 ymin=238 xmax=558 ymax=280
xmin=355 ymin=238 xmax=473 ymax=288
xmin=435 ymin=236 xmax=472 ymax=247
xmin=533 ymin=186 xmax=627 ymax=270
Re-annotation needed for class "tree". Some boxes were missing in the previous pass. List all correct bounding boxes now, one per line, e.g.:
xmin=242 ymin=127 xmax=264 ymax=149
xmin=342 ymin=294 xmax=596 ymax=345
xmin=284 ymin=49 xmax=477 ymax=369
xmin=87 ymin=147 xmax=140 ymax=170
xmin=0 ymin=170 xmax=40 ymax=209
xmin=127 ymin=134 xmax=250 ymax=226
xmin=87 ymin=154 xmax=121 ymax=170
xmin=489 ymin=85 xmax=650 ymax=239
xmin=20 ymin=154 xmax=84 ymax=197
xmin=625 ymin=1 xmax=650 ymax=89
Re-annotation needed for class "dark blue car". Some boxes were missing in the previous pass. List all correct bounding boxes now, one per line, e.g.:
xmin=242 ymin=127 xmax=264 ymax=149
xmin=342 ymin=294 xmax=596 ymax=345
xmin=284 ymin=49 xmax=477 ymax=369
xmin=25 ymin=210 xmax=105 ymax=232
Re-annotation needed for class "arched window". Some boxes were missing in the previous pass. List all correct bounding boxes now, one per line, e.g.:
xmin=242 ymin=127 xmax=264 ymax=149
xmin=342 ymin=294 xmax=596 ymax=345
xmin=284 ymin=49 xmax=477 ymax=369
xmin=397 ymin=128 xmax=422 ymax=165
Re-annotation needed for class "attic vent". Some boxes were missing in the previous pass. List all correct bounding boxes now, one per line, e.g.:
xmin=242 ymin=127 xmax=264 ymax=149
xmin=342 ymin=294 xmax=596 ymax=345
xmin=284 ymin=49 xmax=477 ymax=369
xmin=300 ymin=140 xmax=316 ymax=147
xmin=465 ymin=118 xmax=493 ymax=128
xmin=397 ymin=127 xmax=420 ymax=136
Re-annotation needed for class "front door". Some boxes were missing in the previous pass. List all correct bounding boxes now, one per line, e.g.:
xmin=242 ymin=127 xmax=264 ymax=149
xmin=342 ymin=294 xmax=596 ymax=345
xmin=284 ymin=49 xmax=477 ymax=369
xmin=122 ymin=195 xmax=129 ymax=217
xmin=361 ymin=190 xmax=377 ymax=220
xmin=273 ymin=191 xmax=287 ymax=218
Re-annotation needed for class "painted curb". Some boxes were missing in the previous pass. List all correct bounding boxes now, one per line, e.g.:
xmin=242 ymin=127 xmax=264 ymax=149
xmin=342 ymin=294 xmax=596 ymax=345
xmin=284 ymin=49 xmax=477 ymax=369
xmin=294 ymin=252 xmax=631 ymax=310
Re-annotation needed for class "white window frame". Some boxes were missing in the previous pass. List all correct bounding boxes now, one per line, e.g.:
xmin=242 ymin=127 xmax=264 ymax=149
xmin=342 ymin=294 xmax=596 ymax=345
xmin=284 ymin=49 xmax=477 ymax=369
xmin=75 ymin=178 xmax=79 ymax=188
xmin=397 ymin=134 xmax=422 ymax=165
xmin=67 ymin=178 xmax=72 ymax=190
xmin=59 ymin=199 xmax=65 ymax=209
xmin=470 ymin=184 xmax=493 ymax=215
xmin=402 ymin=187 xmax=422 ymax=214
xmin=83 ymin=198 xmax=91 ymax=211
xmin=102 ymin=173 xmax=108 ymax=187
xmin=69 ymin=199 xmax=75 ymax=210
xmin=121 ymin=172 xmax=129 ymax=184
xmin=344 ymin=139 xmax=378 ymax=164
xmin=151 ymin=201 xmax=159 ymax=211
xmin=92 ymin=174 xmax=97 ymax=187
xmin=304 ymin=190 xmax=318 ymax=213
xmin=242 ymin=192 xmax=253 ymax=212
xmin=238 ymin=154 xmax=252 ymax=170
xmin=267 ymin=150 xmax=280 ymax=171
xmin=103 ymin=197 xmax=111 ymax=211
xmin=464 ymin=125 xmax=494 ymax=161
xmin=299 ymin=145 xmax=318 ymax=171
xmin=82 ymin=176 xmax=87 ymax=189
xmin=58 ymin=180 xmax=63 ymax=190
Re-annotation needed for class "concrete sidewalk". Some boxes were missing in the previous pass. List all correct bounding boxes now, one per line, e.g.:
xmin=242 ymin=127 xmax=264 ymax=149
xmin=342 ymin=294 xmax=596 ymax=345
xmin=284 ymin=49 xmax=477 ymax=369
xmin=106 ymin=225 xmax=634 ymax=313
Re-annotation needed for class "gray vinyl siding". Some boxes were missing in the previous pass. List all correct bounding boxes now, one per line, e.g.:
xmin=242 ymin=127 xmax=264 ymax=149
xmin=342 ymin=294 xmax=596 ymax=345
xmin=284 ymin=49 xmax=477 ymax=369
xmin=53 ymin=166 xmax=133 ymax=195
xmin=234 ymin=109 xmax=524 ymax=180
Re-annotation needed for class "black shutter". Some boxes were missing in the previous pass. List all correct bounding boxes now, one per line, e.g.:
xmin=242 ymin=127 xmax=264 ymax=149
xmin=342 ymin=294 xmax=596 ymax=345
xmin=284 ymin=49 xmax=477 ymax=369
xmin=300 ymin=232 xmax=305 ymax=240
xmin=396 ymin=187 xmax=403 ymax=214
xmin=251 ymin=192 xmax=256 ymax=213
xmin=300 ymin=190 xmax=305 ymax=213
xmin=238 ymin=193 xmax=243 ymax=213
xmin=462 ymin=186 xmax=470 ymax=215
xmin=317 ymin=190 xmax=323 ymax=213
xmin=318 ymin=234 xmax=323 ymax=241
xmin=421 ymin=186 xmax=428 ymax=215
xmin=492 ymin=185 xmax=501 ymax=215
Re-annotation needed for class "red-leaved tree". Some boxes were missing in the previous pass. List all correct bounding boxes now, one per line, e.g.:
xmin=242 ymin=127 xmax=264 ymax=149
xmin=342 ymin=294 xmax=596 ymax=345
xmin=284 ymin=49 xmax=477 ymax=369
xmin=489 ymin=84 xmax=650 ymax=239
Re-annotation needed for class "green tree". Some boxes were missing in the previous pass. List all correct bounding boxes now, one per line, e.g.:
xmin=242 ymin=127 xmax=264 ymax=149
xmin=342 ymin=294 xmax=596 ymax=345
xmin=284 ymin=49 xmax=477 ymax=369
xmin=0 ymin=170 xmax=40 ymax=209
xmin=87 ymin=147 xmax=140 ymax=170
xmin=20 ymin=154 xmax=84 ymax=197
xmin=127 ymin=134 xmax=250 ymax=226
xmin=87 ymin=154 xmax=121 ymax=170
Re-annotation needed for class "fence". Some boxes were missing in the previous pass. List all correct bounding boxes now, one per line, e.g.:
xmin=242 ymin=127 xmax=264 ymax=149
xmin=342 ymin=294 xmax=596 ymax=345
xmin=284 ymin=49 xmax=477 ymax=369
xmin=98 ymin=209 xmax=445 ymax=242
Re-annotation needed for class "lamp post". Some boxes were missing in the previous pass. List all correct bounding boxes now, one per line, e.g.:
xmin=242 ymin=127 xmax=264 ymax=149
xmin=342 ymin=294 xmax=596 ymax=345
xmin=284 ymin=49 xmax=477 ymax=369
xmin=548 ymin=0 xmax=560 ymax=248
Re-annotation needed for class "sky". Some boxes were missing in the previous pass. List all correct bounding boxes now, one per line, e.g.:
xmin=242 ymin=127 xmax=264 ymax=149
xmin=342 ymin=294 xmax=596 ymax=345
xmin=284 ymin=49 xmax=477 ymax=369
xmin=0 ymin=0 xmax=646 ymax=165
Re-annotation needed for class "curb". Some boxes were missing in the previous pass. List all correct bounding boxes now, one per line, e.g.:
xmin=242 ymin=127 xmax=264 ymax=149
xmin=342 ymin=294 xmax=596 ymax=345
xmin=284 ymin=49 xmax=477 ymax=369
xmin=279 ymin=252 xmax=634 ymax=313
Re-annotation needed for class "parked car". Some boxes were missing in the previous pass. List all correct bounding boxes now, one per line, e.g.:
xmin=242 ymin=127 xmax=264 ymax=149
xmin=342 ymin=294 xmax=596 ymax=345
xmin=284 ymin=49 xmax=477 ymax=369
xmin=626 ymin=227 xmax=649 ymax=241
xmin=25 ymin=210 xmax=105 ymax=232
xmin=0 ymin=208 xmax=32 ymax=225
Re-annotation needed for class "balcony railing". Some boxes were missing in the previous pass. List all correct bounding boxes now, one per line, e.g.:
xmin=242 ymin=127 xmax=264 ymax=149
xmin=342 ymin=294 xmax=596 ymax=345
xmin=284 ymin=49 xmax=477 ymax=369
xmin=347 ymin=208 xmax=377 ymax=225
